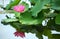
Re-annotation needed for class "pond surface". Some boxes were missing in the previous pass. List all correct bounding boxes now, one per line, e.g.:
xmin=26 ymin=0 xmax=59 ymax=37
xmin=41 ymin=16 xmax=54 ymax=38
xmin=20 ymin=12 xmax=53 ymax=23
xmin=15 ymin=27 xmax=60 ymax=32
xmin=0 ymin=0 xmax=60 ymax=39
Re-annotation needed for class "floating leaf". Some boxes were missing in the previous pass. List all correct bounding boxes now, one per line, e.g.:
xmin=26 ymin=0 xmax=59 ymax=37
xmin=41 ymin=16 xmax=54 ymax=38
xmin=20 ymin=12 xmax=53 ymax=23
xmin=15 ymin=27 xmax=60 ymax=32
xmin=55 ymin=14 xmax=60 ymax=24
xmin=19 ymin=12 xmax=43 ymax=25
xmin=2 ymin=18 xmax=18 ymax=23
xmin=51 ymin=0 xmax=60 ymax=10
xmin=31 ymin=0 xmax=50 ymax=17
xmin=14 ymin=11 xmax=20 ymax=18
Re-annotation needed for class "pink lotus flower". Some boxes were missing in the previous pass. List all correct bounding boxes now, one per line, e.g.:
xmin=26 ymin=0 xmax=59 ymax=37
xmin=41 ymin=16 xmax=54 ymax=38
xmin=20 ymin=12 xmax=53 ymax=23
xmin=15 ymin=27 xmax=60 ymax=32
xmin=14 ymin=31 xmax=25 ymax=38
xmin=13 ymin=5 xmax=25 ymax=13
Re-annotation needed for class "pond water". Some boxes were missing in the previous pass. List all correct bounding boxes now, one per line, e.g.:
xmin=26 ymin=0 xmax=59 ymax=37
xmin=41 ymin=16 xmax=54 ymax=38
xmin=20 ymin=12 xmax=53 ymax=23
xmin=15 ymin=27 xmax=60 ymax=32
xmin=0 ymin=0 xmax=60 ymax=39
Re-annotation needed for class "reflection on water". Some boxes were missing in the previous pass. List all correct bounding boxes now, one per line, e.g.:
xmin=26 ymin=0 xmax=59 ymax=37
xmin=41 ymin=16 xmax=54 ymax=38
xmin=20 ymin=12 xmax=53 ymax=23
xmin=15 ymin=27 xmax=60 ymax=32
xmin=0 ymin=14 xmax=38 ymax=39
